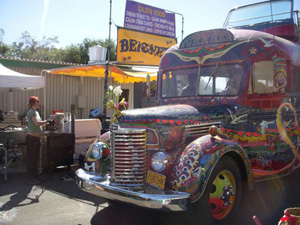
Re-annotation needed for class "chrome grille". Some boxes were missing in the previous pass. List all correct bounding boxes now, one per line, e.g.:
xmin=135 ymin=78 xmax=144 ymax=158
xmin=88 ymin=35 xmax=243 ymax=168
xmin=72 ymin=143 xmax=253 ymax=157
xmin=185 ymin=122 xmax=221 ymax=136
xmin=110 ymin=128 xmax=147 ymax=185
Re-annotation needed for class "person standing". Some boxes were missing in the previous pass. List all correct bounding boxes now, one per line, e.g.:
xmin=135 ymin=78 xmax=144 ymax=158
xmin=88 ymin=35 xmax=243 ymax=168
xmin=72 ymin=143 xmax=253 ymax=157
xmin=26 ymin=96 xmax=47 ymax=184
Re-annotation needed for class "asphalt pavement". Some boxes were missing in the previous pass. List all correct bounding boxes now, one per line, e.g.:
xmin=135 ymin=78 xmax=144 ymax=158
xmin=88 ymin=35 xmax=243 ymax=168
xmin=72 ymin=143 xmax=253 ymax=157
xmin=1 ymin=160 xmax=300 ymax=225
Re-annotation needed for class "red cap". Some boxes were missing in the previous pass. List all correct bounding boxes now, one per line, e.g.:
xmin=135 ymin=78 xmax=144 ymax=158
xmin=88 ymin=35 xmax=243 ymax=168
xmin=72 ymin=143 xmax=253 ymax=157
xmin=28 ymin=96 xmax=40 ymax=107
xmin=29 ymin=96 xmax=40 ymax=102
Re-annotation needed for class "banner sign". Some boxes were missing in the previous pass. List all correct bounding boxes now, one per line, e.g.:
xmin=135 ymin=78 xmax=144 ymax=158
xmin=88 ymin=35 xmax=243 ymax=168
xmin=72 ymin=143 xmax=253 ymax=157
xmin=124 ymin=0 xmax=176 ymax=38
xmin=117 ymin=27 xmax=177 ymax=66
xmin=179 ymin=29 xmax=234 ymax=49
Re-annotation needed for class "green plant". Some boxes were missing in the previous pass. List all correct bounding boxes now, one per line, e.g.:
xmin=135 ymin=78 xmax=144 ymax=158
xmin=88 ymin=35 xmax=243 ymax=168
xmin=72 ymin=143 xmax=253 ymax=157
xmin=105 ymin=84 xmax=123 ymax=125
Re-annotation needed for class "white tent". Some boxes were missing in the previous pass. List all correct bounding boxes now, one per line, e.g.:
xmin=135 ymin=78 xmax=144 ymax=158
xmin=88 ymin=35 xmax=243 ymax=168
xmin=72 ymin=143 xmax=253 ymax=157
xmin=0 ymin=63 xmax=45 ymax=111
xmin=0 ymin=63 xmax=45 ymax=91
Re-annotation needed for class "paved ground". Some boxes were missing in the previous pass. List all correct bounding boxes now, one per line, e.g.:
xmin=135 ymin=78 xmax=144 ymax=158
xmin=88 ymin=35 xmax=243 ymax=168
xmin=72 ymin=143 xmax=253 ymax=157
xmin=1 ymin=161 xmax=300 ymax=225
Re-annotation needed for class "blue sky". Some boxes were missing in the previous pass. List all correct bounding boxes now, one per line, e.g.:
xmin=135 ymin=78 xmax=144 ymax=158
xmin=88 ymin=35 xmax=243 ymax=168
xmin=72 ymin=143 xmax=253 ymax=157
xmin=0 ymin=0 xmax=299 ymax=48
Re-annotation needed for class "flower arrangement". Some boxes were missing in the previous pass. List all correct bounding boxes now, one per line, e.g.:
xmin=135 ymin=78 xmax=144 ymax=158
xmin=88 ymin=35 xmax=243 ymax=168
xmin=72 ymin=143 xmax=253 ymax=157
xmin=105 ymin=85 xmax=128 ymax=125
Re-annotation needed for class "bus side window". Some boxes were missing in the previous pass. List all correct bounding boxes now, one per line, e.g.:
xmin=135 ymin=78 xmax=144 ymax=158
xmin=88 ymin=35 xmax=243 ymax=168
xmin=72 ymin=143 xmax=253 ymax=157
xmin=249 ymin=61 xmax=285 ymax=94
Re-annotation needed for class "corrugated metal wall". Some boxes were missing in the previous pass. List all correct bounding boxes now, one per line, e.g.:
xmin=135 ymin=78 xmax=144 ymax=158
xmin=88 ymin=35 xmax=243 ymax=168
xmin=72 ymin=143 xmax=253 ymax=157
xmin=0 ymin=66 xmax=134 ymax=119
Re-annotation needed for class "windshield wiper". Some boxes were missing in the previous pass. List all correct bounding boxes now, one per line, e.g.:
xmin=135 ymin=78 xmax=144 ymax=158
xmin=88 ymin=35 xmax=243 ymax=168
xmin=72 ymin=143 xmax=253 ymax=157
xmin=205 ymin=63 xmax=220 ymax=90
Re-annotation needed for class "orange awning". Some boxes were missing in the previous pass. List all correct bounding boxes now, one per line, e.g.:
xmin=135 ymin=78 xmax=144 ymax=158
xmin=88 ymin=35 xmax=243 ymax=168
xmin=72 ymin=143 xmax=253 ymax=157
xmin=46 ymin=64 xmax=157 ymax=83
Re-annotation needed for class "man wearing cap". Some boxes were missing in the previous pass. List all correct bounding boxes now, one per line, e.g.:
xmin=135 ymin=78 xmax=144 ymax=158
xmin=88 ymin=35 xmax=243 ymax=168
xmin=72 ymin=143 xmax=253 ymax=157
xmin=181 ymin=74 xmax=197 ymax=96
xmin=26 ymin=96 xmax=47 ymax=184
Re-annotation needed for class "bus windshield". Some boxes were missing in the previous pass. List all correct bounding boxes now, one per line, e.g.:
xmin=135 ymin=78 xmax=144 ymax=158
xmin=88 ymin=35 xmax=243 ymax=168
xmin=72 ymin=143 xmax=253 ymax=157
xmin=161 ymin=64 xmax=243 ymax=98
xmin=223 ymin=0 xmax=294 ymax=29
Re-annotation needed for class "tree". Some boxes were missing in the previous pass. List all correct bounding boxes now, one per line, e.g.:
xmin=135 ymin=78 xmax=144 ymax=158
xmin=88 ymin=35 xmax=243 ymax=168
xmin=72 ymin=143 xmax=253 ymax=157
xmin=5 ymin=31 xmax=62 ymax=61
xmin=63 ymin=38 xmax=116 ymax=64
xmin=61 ymin=44 xmax=81 ymax=63
xmin=1 ymin=30 xmax=117 ymax=64
xmin=0 ymin=29 xmax=10 ymax=56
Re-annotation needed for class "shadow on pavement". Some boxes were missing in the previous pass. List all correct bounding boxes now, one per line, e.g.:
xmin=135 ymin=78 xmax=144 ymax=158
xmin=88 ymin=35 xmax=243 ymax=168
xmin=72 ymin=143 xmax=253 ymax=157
xmin=0 ymin=173 xmax=42 ymax=212
xmin=90 ymin=201 xmax=188 ymax=225
xmin=1 ymin=161 xmax=300 ymax=225
xmin=39 ymin=166 xmax=107 ymax=207
xmin=90 ymin=168 xmax=300 ymax=225
xmin=0 ymin=162 xmax=106 ymax=209
xmin=90 ymin=202 xmax=160 ymax=225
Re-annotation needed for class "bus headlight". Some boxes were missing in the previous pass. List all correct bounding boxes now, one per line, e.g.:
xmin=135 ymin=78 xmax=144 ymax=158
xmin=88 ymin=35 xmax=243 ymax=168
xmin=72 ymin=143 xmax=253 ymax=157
xmin=151 ymin=152 xmax=168 ymax=172
xmin=91 ymin=142 xmax=110 ymax=159
xmin=92 ymin=143 xmax=103 ymax=159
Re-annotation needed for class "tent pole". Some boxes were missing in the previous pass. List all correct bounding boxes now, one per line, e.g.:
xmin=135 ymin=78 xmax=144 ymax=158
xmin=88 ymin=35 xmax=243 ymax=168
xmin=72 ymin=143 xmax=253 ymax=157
xmin=9 ymin=90 xmax=12 ymax=111
xmin=42 ymin=70 xmax=47 ymax=120
xmin=103 ymin=0 xmax=112 ymax=116
xmin=40 ymin=70 xmax=47 ymax=174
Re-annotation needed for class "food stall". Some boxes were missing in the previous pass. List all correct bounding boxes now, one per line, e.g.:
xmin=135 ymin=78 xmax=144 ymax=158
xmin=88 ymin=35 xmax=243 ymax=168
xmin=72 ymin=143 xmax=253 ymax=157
xmin=42 ymin=111 xmax=75 ymax=173
xmin=0 ymin=63 xmax=45 ymax=181
xmin=43 ymin=109 xmax=102 ymax=171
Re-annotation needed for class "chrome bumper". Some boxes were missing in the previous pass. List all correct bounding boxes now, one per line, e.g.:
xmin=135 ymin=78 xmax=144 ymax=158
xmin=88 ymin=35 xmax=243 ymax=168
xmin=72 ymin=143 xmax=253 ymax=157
xmin=75 ymin=168 xmax=190 ymax=211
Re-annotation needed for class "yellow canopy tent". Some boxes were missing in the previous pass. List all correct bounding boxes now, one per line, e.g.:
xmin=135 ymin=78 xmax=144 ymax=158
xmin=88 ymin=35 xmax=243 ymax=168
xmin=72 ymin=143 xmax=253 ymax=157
xmin=45 ymin=64 xmax=157 ymax=83
xmin=43 ymin=63 xmax=157 ymax=118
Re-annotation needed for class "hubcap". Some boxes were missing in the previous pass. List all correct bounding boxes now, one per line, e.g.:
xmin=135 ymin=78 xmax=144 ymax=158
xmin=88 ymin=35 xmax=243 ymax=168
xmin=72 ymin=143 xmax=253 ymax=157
xmin=209 ymin=170 xmax=236 ymax=220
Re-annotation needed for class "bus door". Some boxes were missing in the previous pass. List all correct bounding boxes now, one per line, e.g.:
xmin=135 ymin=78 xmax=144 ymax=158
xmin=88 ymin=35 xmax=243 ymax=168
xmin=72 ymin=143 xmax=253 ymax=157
xmin=245 ymin=60 xmax=296 ymax=177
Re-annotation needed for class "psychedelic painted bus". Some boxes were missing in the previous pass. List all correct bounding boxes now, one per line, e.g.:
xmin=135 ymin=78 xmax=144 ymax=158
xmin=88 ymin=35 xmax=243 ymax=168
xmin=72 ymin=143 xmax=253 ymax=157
xmin=76 ymin=1 xmax=300 ymax=224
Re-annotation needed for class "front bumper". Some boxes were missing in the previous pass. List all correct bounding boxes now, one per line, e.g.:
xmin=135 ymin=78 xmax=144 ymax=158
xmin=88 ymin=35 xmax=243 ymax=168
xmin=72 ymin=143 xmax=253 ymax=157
xmin=75 ymin=168 xmax=190 ymax=211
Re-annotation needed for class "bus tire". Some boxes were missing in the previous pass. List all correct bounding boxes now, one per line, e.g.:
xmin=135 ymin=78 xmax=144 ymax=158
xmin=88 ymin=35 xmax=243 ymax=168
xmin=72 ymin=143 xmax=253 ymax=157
xmin=188 ymin=155 xmax=242 ymax=225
